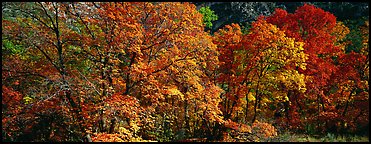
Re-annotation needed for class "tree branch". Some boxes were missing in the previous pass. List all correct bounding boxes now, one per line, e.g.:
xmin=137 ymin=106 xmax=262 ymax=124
xmin=33 ymin=44 xmax=61 ymax=73
xmin=37 ymin=2 xmax=56 ymax=29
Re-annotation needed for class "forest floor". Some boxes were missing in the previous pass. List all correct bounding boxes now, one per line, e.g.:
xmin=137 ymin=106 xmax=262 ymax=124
xmin=267 ymin=131 xmax=369 ymax=142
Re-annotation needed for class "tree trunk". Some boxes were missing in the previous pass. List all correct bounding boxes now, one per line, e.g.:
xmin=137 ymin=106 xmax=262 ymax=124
xmin=245 ymin=92 xmax=249 ymax=123
xmin=252 ymin=93 xmax=259 ymax=123
xmin=185 ymin=100 xmax=190 ymax=136
xmin=109 ymin=118 xmax=117 ymax=134
xmin=342 ymin=88 xmax=355 ymax=116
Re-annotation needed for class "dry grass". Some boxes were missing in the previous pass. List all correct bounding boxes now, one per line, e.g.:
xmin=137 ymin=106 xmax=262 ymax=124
xmin=268 ymin=131 xmax=369 ymax=142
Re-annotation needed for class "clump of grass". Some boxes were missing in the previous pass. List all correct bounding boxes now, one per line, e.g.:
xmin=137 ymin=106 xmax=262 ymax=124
xmin=319 ymin=134 xmax=369 ymax=142
xmin=267 ymin=131 xmax=303 ymax=142
xmin=271 ymin=131 xmax=369 ymax=142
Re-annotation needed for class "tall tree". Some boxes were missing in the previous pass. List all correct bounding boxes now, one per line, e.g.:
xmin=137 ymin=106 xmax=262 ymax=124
xmin=2 ymin=2 xmax=225 ymax=142
xmin=264 ymin=4 xmax=369 ymax=133
xmin=213 ymin=19 xmax=307 ymax=128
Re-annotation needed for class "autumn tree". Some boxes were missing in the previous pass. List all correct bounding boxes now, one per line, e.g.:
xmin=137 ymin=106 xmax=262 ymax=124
xmin=2 ymin=2 xmax=229 ymax=142
xmin=3 ymin=2 xmax=368 ymax=142
xmin=66 ymin=2 xmax=225 ymax=141
xmin=325 ymin=20 xmax=369 ymax=134
xmin=2 ymin=2 xmax=93 ymax=141
xmin=264 ymin=4 xmax=368 ymax=134
xmin=212 ymin=18 xmax=307 ymax=138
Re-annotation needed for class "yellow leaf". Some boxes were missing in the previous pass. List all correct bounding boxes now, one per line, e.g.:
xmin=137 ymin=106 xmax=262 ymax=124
xmin=167 ymin=86 xmax=184 ymax=100
xmin=248 ymin=92 xmax=255 ymax=102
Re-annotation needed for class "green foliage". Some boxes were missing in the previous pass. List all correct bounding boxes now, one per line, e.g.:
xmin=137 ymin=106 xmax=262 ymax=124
xmin=343 ymin=17 xmax=369 ymax=53
xmin=198 ymin=6 xmax=218 ymax=29
xmin=2 ymin=40 xmax=24 ymax=55
xmin=345 ymin=30 xmax=363 ymax=53
xmin=240 ymin=22 xmax=252 ymax=34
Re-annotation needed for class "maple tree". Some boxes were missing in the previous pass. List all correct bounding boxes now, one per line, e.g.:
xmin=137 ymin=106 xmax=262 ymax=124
xmin=212 ymin=18 xmax=307 ymax=132
xmin=264 ymin=4 xmax=368 ymax=134
xmin=2 ymin=2 xmax=91 ymax=141
xmin=2 ymin=2 xmax=225 ymax=142
xmin=325 ymin=20 xmax=369 ymax=134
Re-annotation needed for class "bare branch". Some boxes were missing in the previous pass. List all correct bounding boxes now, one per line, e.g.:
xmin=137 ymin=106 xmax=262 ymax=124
xmin=33 ymin=44 xmax=61 ymax=73
xmin=37 ymin=2 xmax=57 ymax=29
xmin=76 ymin=69 xmax=101 ymax=95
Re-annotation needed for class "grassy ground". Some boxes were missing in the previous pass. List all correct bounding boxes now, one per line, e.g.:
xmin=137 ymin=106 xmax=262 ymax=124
xmin=268 ymin=131 xmax=369 ymax=142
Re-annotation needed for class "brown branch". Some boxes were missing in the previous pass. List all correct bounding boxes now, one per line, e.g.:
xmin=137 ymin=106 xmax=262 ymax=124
xmin=37 ymin=2 xmax=56 ymax=29
xmin=124 ymin=52 xmax=137 ymax=95
xmin=17 ymin=8 xmax=54 ymax=31
xmin=151 ymin=51 xmax=195 ymax=74
xmin=72 ymin=3 xmax=96 ymax=39
xmin=342 ymin=88 xmax=356 ymax=116
xmin=2 ymin=69 xmax=50 ymax=80
xmin=92 ymin=2 xmax=101 ymax=9
xmin=33 ymin=44 xmax=61 ymax=73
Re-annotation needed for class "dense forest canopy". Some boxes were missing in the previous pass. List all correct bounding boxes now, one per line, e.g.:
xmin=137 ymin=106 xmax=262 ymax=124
xmin=2 ymin=2 xmax=369 ymax=142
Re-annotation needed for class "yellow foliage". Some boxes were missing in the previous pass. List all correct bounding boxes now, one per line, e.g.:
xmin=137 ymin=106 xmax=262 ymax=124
xmin=248 ymin=92 xmax=256 ymax=102
xmin=251 ymin=121 xmax=278 ymax=138
xmin=332 ymin=21 xmax=350 ymax=42
xmin=167 ymin=86 xmax=185 ymax=101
